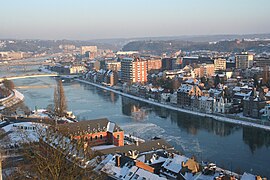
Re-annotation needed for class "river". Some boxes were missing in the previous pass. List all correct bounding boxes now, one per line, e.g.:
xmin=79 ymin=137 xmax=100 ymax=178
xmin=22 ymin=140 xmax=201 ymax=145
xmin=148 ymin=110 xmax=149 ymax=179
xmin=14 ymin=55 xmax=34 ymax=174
xmin=1 ymin=58 xmax=270 ymax=177
xmin=9 ymin=76 xmax=270 ymax=177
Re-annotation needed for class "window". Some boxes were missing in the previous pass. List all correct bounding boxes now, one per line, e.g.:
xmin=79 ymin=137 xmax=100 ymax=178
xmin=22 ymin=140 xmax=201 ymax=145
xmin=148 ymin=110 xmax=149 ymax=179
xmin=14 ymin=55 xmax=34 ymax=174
xmin=90 ymin=137 xmax=92 ymax=141
xmin=95 ymin=136 xmax=97 ymax=140
xmin=100 ymin=135 xmax=103 ymax=139
xmin=117 ymin=135 xmax=120 ymax=139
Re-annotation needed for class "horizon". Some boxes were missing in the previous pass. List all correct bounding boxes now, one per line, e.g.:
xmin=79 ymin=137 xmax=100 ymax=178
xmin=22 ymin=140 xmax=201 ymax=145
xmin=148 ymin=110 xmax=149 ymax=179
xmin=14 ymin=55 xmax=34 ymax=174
xmin=1 ymin=0 xmax=270 ymax=40
xmin=2 ymin=32 xmax=270 ymax=42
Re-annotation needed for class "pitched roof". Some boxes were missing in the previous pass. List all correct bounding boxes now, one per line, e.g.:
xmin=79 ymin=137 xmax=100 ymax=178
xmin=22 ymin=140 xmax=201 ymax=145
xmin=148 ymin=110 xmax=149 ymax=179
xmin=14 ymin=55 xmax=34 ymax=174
xmin=58 ymin=118 xmax=122 ymax=135
xmin=98 ymin=138 xmax=175 ymax=155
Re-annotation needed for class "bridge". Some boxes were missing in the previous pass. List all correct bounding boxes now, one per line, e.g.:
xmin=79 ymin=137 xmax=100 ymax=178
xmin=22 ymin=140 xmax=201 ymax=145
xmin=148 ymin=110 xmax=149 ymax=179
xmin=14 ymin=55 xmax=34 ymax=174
xmin=0 ymin=61 xmax=53 ymax=67
xmin=0 ymin=73 xmax=58 ymax=81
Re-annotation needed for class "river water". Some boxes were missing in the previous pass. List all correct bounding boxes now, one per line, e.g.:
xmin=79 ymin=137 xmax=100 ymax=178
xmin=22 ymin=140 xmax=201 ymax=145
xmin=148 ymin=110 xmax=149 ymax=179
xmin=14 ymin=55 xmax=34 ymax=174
xmin=1 ymin=64 xmax=270 ymax=176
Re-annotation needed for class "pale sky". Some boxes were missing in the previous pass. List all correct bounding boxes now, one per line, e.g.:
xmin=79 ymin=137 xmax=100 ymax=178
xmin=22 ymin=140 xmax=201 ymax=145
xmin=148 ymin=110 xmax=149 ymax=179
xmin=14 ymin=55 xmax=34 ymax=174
xmin=1 ymin=0 xmax=269 ymax=40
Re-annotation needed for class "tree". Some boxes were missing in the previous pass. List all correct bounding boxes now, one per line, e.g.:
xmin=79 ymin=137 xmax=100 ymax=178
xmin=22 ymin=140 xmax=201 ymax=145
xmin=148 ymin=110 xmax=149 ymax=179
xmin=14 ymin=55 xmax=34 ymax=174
xmin=214 ymin=74 xmax=220 ymax=87
xmin=16 ymin=125 xmax=104 ymax=180
xmin=200 ymin=76 xmax=206 ymax=84
xmin=2 ymin=79 xmax=15 ymax=90
xmin=253 ymin=74 xmax=259 ymax=88
xmin=54 ymin=80 xmax=67 ymax=117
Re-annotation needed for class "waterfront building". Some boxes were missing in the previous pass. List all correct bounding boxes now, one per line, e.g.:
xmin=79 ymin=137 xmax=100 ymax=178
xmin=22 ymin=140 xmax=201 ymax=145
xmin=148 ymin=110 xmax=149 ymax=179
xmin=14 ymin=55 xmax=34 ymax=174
xmin=177 ymin=84 xmax=202 ymax=106
xmin=199 ymin=96 xmax=214 ymax=113
xmin=121 ymin=57 xmax=147 ymax=84
xmin=235 ymin=51 xmax=254 ymax=69
xmin=214 ymin=58 xmax=226 ymax=71
xmin=58 ymin=118 xmax=124 ymax=147
xmin=243 ymin=89 xmax=266 ymax=119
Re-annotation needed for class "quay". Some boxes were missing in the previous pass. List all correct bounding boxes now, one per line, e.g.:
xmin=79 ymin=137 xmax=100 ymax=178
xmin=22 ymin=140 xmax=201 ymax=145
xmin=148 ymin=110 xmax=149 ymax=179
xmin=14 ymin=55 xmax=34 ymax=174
xmin=76 ymin=79 xmax=270 ymax=131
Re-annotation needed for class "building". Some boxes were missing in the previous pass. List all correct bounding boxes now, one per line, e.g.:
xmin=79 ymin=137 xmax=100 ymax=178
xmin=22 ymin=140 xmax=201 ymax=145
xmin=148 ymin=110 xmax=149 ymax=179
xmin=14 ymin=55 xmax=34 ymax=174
xmin=58 ymin=118 xmax=124 ymax=147
xmin=59 ymin=44 xmax=76 ymax=52
xmin=181 ymin=56 xmax=213 ymax=68
xmin=106 ymin=62 xmax=121 ymax=72
xmin=81 ymin=46 xmax=98 ymax=58
xmin=161 ymin=58 xmax=180 ymax=71
xmin=214 ymin=58 xmax=226 ymax=71
xmin=147 ymin=58 xmax=162 ymax=72
xmin=69 ymin=65 xmax=87 ymax=74
xmin=177 ymin=84 xmax=202 ymax=106
xmin=254 ymin=55 xmax=270 ymax=67
xmin=235 ymin=51 xmax=254 ymax=69
xmin=199 ymin=96 xmax=214 ymax=113
xmin=121 ymin=57 xmax=147 ymax=84
xmin=194 ymin=63 xmax=215 ymax=78
xmin=243 ymin=89 xmax=266 ymax=119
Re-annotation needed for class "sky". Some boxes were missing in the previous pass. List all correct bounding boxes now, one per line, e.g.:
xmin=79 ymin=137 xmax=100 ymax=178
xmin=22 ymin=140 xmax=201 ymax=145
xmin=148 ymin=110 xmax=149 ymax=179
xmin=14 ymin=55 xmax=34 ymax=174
xmin=1 ymin=0 xmax=270 ymax=40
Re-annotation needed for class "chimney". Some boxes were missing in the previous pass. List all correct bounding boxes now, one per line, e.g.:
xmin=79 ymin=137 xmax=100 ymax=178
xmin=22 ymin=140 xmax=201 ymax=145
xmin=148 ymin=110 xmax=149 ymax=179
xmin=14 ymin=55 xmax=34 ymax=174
xmin=135 ymin=140 xmax=139 ymax=146
xmin=115 ymin=155 xmax=121 ymax=167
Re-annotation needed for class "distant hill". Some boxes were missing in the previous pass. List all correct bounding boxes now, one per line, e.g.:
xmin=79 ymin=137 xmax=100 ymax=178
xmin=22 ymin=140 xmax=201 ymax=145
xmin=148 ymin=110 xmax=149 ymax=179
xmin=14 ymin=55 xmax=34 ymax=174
xmin=122 ymin=38 xmax=270 ymax=55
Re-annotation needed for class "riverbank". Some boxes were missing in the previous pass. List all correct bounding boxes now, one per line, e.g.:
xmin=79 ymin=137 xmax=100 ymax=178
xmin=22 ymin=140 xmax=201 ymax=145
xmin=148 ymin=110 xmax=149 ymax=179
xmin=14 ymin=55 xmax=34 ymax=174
xmin=76 ymin=79 xmax=270 ymax=131
xmin=0 ymin=89 xmax=24 ymax=110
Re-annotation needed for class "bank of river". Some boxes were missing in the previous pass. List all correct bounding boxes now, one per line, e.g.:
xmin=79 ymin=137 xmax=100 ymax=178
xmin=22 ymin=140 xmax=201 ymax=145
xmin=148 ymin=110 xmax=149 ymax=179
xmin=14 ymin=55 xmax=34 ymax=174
xmin=12 ymin=77 xmax=270 ymax=177
xmin=76 ymin=79 xmax=270 ymax=131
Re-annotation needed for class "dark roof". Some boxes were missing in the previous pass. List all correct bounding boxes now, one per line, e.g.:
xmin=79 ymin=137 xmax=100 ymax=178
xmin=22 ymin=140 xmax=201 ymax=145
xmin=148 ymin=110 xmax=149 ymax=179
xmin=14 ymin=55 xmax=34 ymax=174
xmin=58 ymin=118 xmax=122 ymax=135
xmin=98 ymin=139 xmax=175 ymax=155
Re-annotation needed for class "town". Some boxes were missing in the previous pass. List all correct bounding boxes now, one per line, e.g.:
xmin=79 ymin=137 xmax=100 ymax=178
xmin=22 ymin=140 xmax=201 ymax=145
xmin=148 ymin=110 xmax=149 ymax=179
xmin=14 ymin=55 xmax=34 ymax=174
xmin=1 ymin=37 xmax=270 ymax=179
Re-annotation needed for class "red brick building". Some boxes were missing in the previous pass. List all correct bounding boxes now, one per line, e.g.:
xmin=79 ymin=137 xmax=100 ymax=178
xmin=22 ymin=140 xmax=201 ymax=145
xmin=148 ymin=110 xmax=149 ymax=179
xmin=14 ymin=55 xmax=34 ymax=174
xmin=58 ymin=118 xmax=124 ymax=147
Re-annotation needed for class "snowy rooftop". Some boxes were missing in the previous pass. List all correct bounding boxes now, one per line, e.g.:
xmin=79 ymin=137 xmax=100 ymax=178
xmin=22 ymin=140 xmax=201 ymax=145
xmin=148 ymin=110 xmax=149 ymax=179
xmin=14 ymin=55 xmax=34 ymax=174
xmin=130 ymin=168 xmax=167 ymax=180
xmin=161 ymin=154 xmax=189 ymax=173
xmin=178 ymin=84 xmax=193 ymax=93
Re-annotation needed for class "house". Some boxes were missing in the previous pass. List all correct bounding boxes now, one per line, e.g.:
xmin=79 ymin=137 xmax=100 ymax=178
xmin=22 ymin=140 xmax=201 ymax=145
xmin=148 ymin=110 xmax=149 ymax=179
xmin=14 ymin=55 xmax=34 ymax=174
xmin=58 ymin=118 xmax=124 ymax=147
xmin=213 ymin=96 xmax=232 ymax=114
xmin=199 ymin=96 xmax=214 ymax=113
xmin=177 ymin=84 xmax=202 ymax=106
xmin=261 ymin=104 xmax=270 ymax=121
xmin=243 ymin=89 xmax=266 ymax=119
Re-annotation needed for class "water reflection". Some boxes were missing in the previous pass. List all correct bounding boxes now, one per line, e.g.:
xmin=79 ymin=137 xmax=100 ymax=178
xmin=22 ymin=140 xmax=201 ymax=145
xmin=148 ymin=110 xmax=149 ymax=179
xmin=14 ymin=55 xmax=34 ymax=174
xmin=81 ymin=84 xmax=119 ymax=104
xmin=122 ymin=97 xmax=148 ymax=120
xmin=243 ymin=127 xmax=270 ymax=153
xmin=121 ymin=96 xmax=270 ymax=154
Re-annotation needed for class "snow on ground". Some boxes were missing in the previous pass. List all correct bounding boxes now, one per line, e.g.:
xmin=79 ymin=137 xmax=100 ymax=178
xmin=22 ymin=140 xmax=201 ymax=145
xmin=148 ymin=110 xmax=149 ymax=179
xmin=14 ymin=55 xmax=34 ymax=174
xmin=0 ymin=121 xmax=6 ymax=125
xmin=91 ymin=144 xmax=116 ymax=151
xmin=30 ymin=109 xmax=49 ymax=118
xmin=1 ymin=122 xmax=45 ymax=144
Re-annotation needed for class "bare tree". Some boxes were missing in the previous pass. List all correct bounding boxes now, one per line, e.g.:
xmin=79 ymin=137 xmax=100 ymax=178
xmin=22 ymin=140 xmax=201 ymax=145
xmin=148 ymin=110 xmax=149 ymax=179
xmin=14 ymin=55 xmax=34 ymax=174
xmin=54 ymin=80 xmax=67 ymax=117
xmin=2 ymin=79 xmax=15 ymax=90
xmin=11 ymin=125 xmax=104 ymax=180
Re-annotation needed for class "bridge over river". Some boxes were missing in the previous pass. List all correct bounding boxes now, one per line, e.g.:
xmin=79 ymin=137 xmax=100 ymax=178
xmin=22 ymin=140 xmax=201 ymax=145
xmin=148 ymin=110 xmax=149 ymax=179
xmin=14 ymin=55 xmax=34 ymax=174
xmin=0 ymin=73 xmax=58 ymax=81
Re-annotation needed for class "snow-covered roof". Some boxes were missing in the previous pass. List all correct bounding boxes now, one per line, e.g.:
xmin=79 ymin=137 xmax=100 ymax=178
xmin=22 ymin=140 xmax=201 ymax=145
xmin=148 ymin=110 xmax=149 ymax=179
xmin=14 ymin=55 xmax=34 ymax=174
xmin=130 ymin=168 xmax=167 ymax=180
xmin=265 ymin=91 xmax=270 ymax=97
xmin=241 ymin=172 xmax=256 ymax=180
xmin=178 ymin=84 xmax=193 ymax=93
xmin=161 ymin=154 xmax=189 ymax=173
xmin=185 ymin=78 xmax=198 ymax=85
